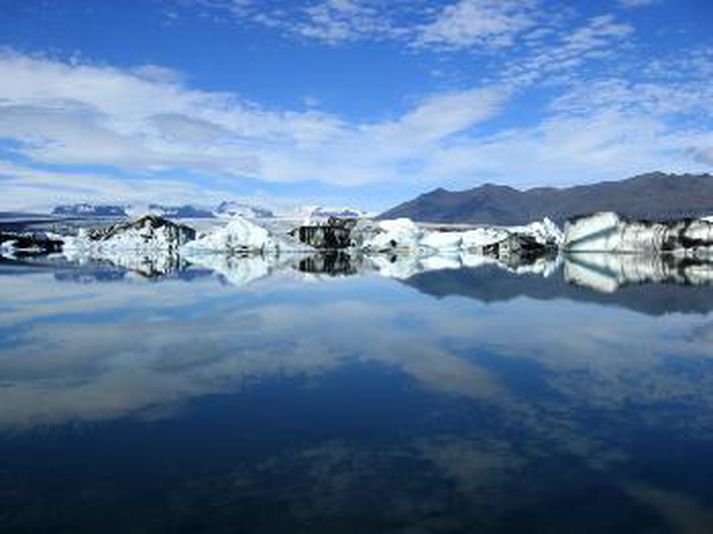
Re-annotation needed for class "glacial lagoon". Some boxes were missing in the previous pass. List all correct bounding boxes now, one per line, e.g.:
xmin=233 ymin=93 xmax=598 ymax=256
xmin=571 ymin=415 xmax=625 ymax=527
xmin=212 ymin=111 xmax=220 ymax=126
xmin=1 ymin=252 xmax=713 ymax=532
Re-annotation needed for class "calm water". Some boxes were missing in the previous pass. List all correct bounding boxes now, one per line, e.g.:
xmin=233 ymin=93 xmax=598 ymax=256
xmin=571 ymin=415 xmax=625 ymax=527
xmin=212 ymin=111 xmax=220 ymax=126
xmin=1 ymin=255 xmax=713 ymax=533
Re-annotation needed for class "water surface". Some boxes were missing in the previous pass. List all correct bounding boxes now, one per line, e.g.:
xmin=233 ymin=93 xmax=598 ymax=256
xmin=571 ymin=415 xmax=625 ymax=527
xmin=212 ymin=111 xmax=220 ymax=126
xmin=1 ymin=255 xmax=713 ymax=532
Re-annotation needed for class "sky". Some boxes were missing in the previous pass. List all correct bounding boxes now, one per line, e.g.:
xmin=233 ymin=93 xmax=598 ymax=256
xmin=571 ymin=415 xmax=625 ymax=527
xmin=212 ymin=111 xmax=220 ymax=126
xmin=0 ymin=0 xmax=712 ymax=212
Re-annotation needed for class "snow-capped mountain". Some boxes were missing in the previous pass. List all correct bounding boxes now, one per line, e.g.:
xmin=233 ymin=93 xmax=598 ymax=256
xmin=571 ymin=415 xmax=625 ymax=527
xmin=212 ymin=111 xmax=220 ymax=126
xmin=214 ymin=201 xmax=274 ymax=219
xmin=52 ymin=201 xmax=277 ymax=220
xmin=148 ymin=204 xmax=215 ymax=219
xmin=277 ymin=205 xmax=370 ymax=225
xmin=308 ymin=206 xmax=366 ymax=219
xmin=52 ymin=203 xmax=128 ymax=217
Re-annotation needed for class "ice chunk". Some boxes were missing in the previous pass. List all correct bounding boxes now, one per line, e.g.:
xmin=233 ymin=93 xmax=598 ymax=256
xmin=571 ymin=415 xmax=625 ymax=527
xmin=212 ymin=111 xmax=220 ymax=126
xmin=62 ymin=216 xmax=195 ymax=254
xmin=461 ymin=227 xmax=511 ymax=249
xmin=563 ymin=212 xmax=713 ymax=253
xmin=513 ymin=217 xmax=564 ymax=246
xmin=362 ymin=218 xmax=423 ymax=251
xmin=361 ymin=217 xmax=560 ymax=270
xmin=181 ymin=216 xmax=310 ymax=255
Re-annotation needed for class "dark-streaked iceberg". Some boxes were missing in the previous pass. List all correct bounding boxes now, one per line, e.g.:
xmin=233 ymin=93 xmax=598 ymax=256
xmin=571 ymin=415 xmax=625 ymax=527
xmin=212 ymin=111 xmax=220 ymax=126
xmin=563 ymin=212 xmax=713 ymax=254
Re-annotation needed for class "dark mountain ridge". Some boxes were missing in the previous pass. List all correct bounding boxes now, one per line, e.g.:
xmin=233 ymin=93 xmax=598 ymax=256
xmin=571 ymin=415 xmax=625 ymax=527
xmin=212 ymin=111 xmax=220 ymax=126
xmin=380 ymin=172 xmax=713 ymax=225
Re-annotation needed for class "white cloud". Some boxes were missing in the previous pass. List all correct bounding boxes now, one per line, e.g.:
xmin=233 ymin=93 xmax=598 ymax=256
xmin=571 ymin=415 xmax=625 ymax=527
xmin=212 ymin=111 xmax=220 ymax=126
xmin=362 ymin=88 xmax=506 ymax=144
xmin=197 ymin=0 xmax=405 ymax=44
xmin=414 ymin=0 xmax=538 ymax=50
xmin=0 ymin=161 xmax=241 ymax=211
xmin=549 ymin=78 xmax=713 ymax=118
xmin=618 ymin=0 xmax=656 ymax=8
xmin=294 ymin=0 xmax=396 ymax=43
xmin=499 ymin=15 xmax=634 ymax=88
xmin=0 ymin=49 xmax=507 ymax=198
xmin=0 ymin=39 xmax=711 ymax=209
xmin=184 ymin=0 xmax=543 ymax=49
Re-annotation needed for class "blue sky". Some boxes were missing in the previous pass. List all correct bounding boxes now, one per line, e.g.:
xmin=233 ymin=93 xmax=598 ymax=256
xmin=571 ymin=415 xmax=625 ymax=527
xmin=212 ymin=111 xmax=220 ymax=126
xmin=0 ymin=0 xmax=712 ymax=211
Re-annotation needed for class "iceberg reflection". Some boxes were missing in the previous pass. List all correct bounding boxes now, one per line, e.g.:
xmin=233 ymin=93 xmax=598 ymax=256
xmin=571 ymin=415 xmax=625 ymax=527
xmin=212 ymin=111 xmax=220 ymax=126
xmin=564 ymin=252 xmax=713 ymax=292
xmin=52 ymin=247 xmax=713 ymax=293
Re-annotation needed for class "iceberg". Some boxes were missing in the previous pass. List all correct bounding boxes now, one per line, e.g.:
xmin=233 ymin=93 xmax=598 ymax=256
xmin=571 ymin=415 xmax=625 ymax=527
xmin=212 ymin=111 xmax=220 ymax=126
xmin=62 ymin=215 xmax=196 ymax=254
xmin=290 ymin=217 xmax=356 ymax=249
xmin=461 ymin=227 xmax=512 ymax=249
xmin=181 ymin=216 xmax=311 ymax=255
xmin=509 ymin=217 xmax=564 ymax=247
xmin=362 ymin=217 xmax=561 ymax=265
xmin=361 ymin=218 xmax=424 ymax=251
xmin=563 ymin=212 xmax=713 ymax=253
xmin=58 ymin=216 xmax=195 ymax=276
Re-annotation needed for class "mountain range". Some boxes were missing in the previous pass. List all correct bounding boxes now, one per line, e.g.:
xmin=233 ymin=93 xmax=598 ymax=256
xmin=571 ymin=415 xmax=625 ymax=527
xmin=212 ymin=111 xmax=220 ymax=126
xmin=52 ymin=204 xmax=129 ymax=217
xmin=50 ymin=202 xmax=274 ymax=219
xmin=380 ymin=172 xmax=713 ymax=225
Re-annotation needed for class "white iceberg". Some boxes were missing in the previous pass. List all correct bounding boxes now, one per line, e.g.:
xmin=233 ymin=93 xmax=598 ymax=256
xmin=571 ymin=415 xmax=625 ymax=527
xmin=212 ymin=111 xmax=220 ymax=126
xmin=362 ymin=218 xmax=424 ymax=251
xmin=362 ymin=217 xmax=561 ymax=255
xmin=62 ymin=216 xmax=195 ymax=254
xmin=509 ymin=217 xmax=564 ymax=246
xmin=181 ymin=216 xmax=310 ymax=255
xmin=59 ymin=217 xmax=194 ymax=276
xmin=460 ymin=227 xmax=512 ymax=249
